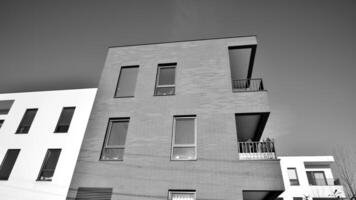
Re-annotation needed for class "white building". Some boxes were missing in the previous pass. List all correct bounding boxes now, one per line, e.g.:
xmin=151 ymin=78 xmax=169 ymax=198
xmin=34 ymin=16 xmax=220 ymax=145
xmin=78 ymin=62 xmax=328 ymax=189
xmin=0 ymin=88 xmax=96 ymax=200
xmin=279 ymin=156 xmax=346 ymax=200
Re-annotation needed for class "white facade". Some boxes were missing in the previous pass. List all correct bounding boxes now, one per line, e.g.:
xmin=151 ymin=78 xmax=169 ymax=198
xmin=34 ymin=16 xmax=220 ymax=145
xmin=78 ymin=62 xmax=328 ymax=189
xmin=0 ymin=88 xmax=97 ymax=200
xmin=279 ymin=156 xmax=346 ymax=200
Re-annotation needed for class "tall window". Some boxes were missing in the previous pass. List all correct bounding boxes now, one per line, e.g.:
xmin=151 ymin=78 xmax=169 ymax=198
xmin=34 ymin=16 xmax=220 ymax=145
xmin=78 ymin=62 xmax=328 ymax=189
xmin=287 ymin=168 xmax=300 ymax=186
xmin=168 ymin=190 xmax=196 ymax=200
xmin=171 ymin=116 xmax=197 ymax=160
xmin=307 ymin=171 xmax=327 ymax=185
xmin=154 ymin=63 xmax=176 ymax=96
xmin=0 ymin=120 xmax=4 ymax=129
xmin=0 ymin=149 xmax=20 ymax=180
xmin=16 ymin=109 xmax=38 ymax=134
xmin=115 ymin=66 xmax=139 ymax=98
xmin=54 ymin=107 xmax=75 ymax=133
xmin=100 ymin=118 xmax=129 ymax=161
xmin=37 ymin=149 xmax=61 ymax=181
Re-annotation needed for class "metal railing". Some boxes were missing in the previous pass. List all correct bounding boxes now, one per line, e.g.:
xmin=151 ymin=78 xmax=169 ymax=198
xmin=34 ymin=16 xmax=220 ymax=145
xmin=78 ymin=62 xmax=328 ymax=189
xmin=238 ymin=141 xmax=277 ymax=160
xmin=309 ymin=178 xmax=341 ymax=186
xmin=232 ymin=78 xmax=265 ymax=92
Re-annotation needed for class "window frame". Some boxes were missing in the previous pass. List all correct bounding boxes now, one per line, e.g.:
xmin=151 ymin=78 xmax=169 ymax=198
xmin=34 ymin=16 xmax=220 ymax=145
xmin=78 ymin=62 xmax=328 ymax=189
xmin=171 ymin=115 xmax=197 ymax=161
xmin=287 ymin=167 xmax=300 ymax=186
xmin=0 ymin=149 xmax=20 ymax=181
xmin=36 ymin=149 xmax=61 ymax=181
xmin=168 ymin=190 xmax=196 ymax=200
xmin=100 ymin=118 xmax=130 ymax=161
xmin=15 ymin=108 xmax=38 ymax=134
xmin=54 ymin=107 xmax=76 ymax=133
xmin=114 ymin=65 xmax=139 ymax=98
xmin=154 ymin=63 xmax=177 ymax=96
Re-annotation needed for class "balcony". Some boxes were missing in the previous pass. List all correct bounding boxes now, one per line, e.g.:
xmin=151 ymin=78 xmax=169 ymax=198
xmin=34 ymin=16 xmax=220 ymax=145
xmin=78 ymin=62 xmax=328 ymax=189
xmin=238 ymin=141 xmax=277 ymax=160
xmin=232 ymin=78 xmax=265 ymax=92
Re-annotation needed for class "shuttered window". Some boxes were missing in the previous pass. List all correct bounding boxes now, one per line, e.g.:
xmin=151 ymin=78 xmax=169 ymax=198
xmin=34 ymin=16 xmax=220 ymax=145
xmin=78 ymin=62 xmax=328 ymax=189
xmin=76 ymin=187 xmax=113 ymax=200
xmin=54 ymin=107 xmax=75 ymax=133
xmin=0 ymin=149 xmax=20 ymax=180
xmin=16 ymin=109 xmax=38 ymax=134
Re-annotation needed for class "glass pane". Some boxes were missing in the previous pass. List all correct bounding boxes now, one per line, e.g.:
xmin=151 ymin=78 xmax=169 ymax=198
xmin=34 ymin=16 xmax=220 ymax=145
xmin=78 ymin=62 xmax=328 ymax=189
xmin=58 ymin=107 xmax=75 ymax=125
xmin=43 ymin=149 xmax=61 ymax=170
xmin=172 ymin=147 xmax=196 ymax=160
xmin=175 ymin=118 xmax=195 ymax=144
xmin=17 ymin=109 xmax=38 ymax=133
xmin=287 ymin=168 xmax=297 ymax=179
xmin=0 ymin=120 xmax=3 ymax=128
xmin=115 ymin=67 xmax=139 ymax=97
xmin=155 ymin=87 xmax=175 ymax=96
xmin=107 ymin=121 xmax=128 ymax=146
xmin=101 ymin=148 xmax=124 ymax=160
xmin=171 ymin=193 xmax=195 ymax=200
xmin=0 ymin=149 xmax=20 ymax=180
xmin=229 ymin=47 xmax=252 ymax=80
xmin=158 ymin=67 xmax=175 ymax=85
xmin=314 ymin=172 xmax=327 ymax=185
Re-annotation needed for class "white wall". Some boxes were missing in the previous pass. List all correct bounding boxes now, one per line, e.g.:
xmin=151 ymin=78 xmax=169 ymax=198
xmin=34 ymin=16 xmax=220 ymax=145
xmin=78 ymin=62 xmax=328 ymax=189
xmin=279 ymin=156 xmax=345 ymax=200
xmin=0 ymin=88 xmax=97 ymax=200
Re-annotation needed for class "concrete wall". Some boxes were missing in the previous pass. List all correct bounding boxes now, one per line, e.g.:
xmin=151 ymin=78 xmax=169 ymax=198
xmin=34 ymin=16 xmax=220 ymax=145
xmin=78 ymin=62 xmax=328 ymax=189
xmin=279 ymin=156 xmax=346 ymax=200
xmin=68 ymin=37 xmax=284 ymax=200
xmin=0 ymin=88 xmax=97 ymax=200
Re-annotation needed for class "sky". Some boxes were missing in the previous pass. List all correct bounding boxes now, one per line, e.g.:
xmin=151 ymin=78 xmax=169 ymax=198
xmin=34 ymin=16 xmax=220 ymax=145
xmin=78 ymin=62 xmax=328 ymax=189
xmin=0 ymin=0 xmax=355 ymax=156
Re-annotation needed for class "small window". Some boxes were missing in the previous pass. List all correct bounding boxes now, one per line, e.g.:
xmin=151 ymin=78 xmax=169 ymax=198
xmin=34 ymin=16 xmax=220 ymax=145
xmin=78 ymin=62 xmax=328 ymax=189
xmin=54 ymin=107 xmax=75 ymax=133
xmin=16 ymin=109 xmax=38 ymax=134
xmin=287 ymin=168 xmax=300 ymax=186
xmin=168 ymin=190 xmax=196 ymax=200
xmin=154 ymin=63 xmax=176 ymax=96
xmin=0 ymin=120 xmax=4 ymax=129
xmin=307 ymin=171 xmax=327 ymax=185
xmin=100 ymin=118 xmax=129 ymax=161
xmin=114 ymin=66 xmax=139 ymax=98
xmin=76 ymin=187 xmax=113 ymax=200
xmin=293 ymin=197 xmax=303 ymax=200
xmin=37 ymin=149 xmax=61 ymax=181
xmin=171 ymin=116 xmax=197 ymax=160
xmin=0 ymin=149 xmax=20 ymax=180
xmin=0 ymin=100 xmax=14 ymax=115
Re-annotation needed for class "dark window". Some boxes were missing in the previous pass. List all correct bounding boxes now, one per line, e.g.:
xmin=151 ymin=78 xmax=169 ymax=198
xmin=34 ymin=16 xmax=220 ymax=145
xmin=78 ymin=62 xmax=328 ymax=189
xmin=0 ymin=120 xmax=4 ymax=129
xmin=168 ymin=190 xmax=196 ymax=200
xmin=115 ymin=66 xmax=139 ymax=98
xmin=0 ymin=149 xmax=20 ymax=180
xmin=0 ymin=100 xmax=14 ymax=115
xmin=287 ymin=168 xmax=300 ymax=186
xmin=76 ymin=187 xmax=113 ymax=200
xmin=54 ymin=107 xmax=75 ymax=133
xmin=37 ymin=149 xmax=61 ymax=181
xmin=293 ymin=197 xmax=303 ymax=200
xmin=16 ymin=109 xmax=38 ymax=134
xmin=307 ymin=171 xmax=328 ymax=185
xmin=100 ymin=118 xmax=129 ymax=161
xmin=154 ymin=63 xmax=176 ymax=96
xmin=171 ymin=116 xmax=197 ymax=160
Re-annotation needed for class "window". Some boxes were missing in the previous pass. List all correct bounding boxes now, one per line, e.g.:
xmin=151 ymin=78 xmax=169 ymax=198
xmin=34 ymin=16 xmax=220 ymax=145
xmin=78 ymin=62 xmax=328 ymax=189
xmin=0 ymin=120 xmax=4 ymax=129
xmin=0 ymin=100 xmax=14 ymax=115
xmin=168 ymin=190 xmax=196 ymax=200
xmin=287 ymin=168 xmax=300 ymax=186
xmin=37 ymin=149 xmax=61 ymax=181
xmin=0 ymin=149 xmax=20 ymax=180
xmin=293 ymin=197 xmax=303 ymax=200
xmin=307 ymin=171 xmax=327 ymax=185
xmin=171 ymin=116 xmax=197 ymax=160
xmin=114 ymin=66 xmax=139 ymax=98
xmin=154 ymin=63 xmax=176 ymax=96
xmin=54 ymin=107 xmax=75 ymax=133
xmin=100 ymin=118 xmax=129 ymax=161
xmin=16 ymin=109 xmax=38 ymax=134
xmin=76 ymin=187 xmax=113 ymax=200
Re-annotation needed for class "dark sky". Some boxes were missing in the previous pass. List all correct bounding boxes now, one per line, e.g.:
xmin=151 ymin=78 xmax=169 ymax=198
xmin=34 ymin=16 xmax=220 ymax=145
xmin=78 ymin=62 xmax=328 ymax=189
xmin=0 ymin=0 xmax=355 ymax=156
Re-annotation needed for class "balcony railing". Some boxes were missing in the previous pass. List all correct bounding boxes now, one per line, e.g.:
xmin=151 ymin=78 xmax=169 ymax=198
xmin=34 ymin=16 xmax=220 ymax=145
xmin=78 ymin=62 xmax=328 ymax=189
xmin=309 ymin=178 xmax=341 ymax=186
xmin=232 ymin=78 xmax=265 ymax=92
xmin=238 ymin=141 xmax=277 ymax=160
